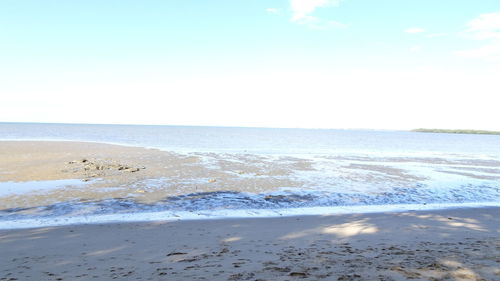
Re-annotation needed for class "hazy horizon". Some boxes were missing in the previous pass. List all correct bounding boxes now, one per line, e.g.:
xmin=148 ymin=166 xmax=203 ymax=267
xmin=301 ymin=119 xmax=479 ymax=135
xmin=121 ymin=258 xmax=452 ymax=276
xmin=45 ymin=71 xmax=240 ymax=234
xmin=3 ymin=121 xmax=500 ymax=133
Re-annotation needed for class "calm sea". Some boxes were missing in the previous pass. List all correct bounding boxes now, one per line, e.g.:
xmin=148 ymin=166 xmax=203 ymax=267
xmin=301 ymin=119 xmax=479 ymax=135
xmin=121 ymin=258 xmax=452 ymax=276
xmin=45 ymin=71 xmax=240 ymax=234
xmin=1 ymin=122 xmax=500 ymax=156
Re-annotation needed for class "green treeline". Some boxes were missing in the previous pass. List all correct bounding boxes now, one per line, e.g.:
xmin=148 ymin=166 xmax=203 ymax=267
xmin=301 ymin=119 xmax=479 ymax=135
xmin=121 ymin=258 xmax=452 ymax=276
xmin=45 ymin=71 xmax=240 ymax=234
xmin=412 ymin=129 xmax=500 ymax=135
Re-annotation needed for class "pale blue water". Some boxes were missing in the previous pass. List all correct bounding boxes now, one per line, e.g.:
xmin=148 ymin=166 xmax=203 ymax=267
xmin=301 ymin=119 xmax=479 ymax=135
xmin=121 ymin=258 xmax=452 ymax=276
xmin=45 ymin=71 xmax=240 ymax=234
xmin=0 ymin=179 xmax=88 ymax=197
xmin=0 ymin=122 xmax=499 ymax=228
xmin=1 ymin=122 xmax=500 ymax=157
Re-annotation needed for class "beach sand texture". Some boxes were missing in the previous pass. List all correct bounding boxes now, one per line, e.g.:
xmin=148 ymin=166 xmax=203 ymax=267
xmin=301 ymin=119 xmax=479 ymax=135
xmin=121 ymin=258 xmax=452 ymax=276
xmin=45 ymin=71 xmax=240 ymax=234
xmin=0 ymin=207 xmax=499 ymax=281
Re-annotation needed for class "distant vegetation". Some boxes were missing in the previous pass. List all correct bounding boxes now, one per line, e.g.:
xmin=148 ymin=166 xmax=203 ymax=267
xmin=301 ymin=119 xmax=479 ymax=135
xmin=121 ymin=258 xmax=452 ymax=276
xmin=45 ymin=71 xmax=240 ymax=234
xmin=412 ymin=128 xmax=500 ymax=135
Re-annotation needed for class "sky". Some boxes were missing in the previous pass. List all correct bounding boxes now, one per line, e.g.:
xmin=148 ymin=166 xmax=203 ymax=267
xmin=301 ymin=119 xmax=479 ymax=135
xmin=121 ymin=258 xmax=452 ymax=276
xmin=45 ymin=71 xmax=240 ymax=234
xmin=1 ymin=0 xmax=499 ymax=130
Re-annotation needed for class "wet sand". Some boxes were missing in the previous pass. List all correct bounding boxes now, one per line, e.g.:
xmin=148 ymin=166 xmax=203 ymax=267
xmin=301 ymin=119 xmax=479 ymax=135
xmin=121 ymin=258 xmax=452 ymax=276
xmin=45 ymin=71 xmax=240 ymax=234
xmin=0 ymin=141 xmax=313 ymax=183
xmin=1 ymin=207 xmax=499 ymax=281
xmin=0 ymin=141 xmax=311 ymax=209
xmin=1 ymin=141 xmax=499 ymax=213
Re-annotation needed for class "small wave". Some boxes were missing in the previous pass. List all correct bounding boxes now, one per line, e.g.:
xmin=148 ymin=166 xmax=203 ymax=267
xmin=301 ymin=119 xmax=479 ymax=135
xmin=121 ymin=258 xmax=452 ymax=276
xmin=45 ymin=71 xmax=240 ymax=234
xmin=1 ymin=183 xmax=498 ymax=223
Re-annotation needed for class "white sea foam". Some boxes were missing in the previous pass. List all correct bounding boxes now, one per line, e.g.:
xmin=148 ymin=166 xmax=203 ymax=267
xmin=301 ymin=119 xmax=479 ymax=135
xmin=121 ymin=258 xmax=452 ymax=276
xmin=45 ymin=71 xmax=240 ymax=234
xmin=0 ymin=202 xmax=498 ymax=230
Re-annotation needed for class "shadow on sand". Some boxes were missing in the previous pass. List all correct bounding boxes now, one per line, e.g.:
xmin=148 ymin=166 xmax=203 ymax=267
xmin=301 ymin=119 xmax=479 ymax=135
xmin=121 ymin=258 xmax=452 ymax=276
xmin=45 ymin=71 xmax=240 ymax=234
xmin=0 ymin=207 xmax=499 ymax=280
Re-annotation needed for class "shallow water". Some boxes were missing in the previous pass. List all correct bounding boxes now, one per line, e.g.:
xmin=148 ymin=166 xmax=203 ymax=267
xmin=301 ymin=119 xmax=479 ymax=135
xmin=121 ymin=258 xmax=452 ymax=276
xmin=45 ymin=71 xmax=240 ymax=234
xmin=1 ymin=122 xmax=499 ymax=228
xmin=0 ymin=179 xmax=88 ymax=197
xmin=1 ymin=202 xmax=499 ymax=230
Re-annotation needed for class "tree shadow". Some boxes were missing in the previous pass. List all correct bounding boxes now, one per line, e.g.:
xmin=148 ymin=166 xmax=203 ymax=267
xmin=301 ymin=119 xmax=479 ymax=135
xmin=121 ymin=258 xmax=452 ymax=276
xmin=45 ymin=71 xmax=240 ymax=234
xmin=1 ymin=207 xmax=498 ymax=280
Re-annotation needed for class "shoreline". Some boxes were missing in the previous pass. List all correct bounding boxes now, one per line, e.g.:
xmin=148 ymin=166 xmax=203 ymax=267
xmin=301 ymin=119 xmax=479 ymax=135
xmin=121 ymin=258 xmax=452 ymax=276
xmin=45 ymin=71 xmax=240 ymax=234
xmin=3 ymin=138 xmax=500 ymax=158
xmin=1 ymin=202 xmax=499 ymax=230
xmin=1 ymin=140 xmax=500 ymax=231
xmin=1 ymin=207 xmax=499 ymax=280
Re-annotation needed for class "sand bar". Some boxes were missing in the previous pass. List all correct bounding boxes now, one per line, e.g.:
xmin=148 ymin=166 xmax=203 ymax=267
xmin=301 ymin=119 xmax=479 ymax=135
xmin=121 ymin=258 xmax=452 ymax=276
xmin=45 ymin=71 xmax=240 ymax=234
xmin=0 ymin=141 xmax=312 ymax=210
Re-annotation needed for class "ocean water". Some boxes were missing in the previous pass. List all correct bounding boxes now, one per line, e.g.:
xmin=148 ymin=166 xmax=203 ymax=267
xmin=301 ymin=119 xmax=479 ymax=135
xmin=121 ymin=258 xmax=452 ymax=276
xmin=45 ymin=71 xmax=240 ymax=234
xmin=1 ymin=122 xmax=499 ymax=228
xmin=1 ymin=122 xmax=500 ymax=156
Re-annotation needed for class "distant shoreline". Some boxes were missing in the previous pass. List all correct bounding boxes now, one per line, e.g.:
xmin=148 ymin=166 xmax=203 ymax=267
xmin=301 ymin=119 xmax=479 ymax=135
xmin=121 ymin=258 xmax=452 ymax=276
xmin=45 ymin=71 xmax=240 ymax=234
xmin=412 ymin=128 xmax=500 ymax=135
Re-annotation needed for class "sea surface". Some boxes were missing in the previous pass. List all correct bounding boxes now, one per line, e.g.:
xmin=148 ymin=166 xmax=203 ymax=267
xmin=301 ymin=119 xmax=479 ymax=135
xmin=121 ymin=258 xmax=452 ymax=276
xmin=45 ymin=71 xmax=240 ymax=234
xmin=1 ymin=122 xmax=499 ymax=228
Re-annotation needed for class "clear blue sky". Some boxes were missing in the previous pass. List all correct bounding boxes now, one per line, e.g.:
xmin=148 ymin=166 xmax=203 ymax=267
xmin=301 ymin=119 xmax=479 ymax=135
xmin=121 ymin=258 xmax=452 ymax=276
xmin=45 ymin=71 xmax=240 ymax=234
xmin=1 ymin=1 xmax=499 ymax=129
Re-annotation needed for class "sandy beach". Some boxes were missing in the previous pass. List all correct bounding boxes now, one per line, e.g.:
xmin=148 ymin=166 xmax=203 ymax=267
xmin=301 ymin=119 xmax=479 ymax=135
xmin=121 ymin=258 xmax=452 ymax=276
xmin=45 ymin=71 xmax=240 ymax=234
xmin=1 ymin=207 xmax=499 ymax=281
xmin=1 ymin=141 xmax=499 ymax=280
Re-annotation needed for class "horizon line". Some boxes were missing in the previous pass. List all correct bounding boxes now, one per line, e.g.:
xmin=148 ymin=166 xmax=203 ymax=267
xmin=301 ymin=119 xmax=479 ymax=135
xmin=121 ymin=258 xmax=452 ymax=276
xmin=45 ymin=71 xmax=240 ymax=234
xmin=0 ymin=121 xmax=408 ymax=131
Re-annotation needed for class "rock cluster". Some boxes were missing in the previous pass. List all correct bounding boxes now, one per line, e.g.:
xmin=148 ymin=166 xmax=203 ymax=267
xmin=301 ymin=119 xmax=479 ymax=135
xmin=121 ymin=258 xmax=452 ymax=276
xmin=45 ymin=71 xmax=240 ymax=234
xmin=65 ymin=158 xmax=146 ymax=180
